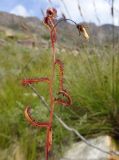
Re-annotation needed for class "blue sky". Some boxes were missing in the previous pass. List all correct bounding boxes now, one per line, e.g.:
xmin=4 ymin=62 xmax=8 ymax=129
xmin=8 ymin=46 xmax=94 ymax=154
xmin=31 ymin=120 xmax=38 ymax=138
xmin=0 ymin=0 xmax=119 ymax=25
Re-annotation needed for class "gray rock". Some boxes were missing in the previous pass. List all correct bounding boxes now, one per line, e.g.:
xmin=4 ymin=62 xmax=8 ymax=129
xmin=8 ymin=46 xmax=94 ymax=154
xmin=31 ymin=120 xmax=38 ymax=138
xmin=61 ymin=136 xmax=119 ymax=160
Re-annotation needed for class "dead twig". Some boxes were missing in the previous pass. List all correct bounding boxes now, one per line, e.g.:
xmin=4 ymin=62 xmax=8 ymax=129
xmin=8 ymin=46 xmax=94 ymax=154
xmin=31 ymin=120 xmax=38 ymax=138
xmin=28 ymin=84 xmax=119 ymax=157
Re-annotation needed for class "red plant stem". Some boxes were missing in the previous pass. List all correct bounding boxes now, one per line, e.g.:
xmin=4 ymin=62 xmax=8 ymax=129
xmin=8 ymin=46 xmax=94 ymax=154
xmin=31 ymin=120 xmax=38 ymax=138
xmin=23 ymin=10 xmax=74 ymax=160
xmin=46 ymin=29 xmax=56 ymax=156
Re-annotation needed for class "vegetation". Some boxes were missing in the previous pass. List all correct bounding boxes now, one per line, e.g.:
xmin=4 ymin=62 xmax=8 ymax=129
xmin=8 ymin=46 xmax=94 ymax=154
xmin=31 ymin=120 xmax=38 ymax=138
xmin=0 ymin=36 xmax=119 ymax=159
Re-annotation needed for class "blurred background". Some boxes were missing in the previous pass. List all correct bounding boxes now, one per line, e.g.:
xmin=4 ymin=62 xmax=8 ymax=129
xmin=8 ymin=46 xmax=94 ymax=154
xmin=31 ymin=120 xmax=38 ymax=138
xmin=0 ymin=0 xmax=119 ymax=160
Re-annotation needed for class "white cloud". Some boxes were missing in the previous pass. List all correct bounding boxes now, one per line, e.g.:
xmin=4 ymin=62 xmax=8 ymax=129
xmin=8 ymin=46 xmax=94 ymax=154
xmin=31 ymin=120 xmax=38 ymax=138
xmin=58 ymin=0 xmax=80 ymax=21
xmin=9 ymin=0 xmax=119 ymax=25
xmin=52 ymin=0 xmax=119 ymax=25
xmin=10 ymin=5 xmax=30 ymax=17
xmin=80 ymin=0 xmax=111 ymax=24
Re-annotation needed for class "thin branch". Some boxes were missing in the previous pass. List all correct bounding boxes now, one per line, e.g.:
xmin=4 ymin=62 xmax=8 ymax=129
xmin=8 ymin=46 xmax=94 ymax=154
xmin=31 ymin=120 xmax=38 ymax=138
xmin=28 ymin=84 xmax=119 ymax=157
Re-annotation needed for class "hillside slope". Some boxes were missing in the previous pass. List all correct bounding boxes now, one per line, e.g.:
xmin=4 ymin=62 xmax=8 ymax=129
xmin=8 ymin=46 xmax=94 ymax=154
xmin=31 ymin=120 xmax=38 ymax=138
xmin=0 ymin=11 xmax=119 ymax=48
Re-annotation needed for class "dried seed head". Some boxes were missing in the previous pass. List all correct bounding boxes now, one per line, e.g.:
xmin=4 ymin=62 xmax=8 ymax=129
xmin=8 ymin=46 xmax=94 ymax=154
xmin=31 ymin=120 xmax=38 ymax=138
xmin=77 ymin=24 xmax=89 ymax=40
xmin=46 ymin=8 xmax=57 ymax=18
xmin=43 ymin=8 xmax=57 ymax=31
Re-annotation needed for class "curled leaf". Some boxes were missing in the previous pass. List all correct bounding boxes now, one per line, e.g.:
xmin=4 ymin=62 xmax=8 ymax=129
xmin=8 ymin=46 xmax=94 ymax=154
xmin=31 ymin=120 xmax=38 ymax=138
xmin=24 ymin=107 xmax=49 ymax=127
xmin=55 ymin=90 xmax=72 ymax=106
xmin=47 ymin=128 xmax=52 ymax=152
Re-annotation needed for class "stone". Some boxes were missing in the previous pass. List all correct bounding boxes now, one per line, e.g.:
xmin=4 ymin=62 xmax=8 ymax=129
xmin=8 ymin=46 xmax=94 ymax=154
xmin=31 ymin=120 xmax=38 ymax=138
xmin=61 ymin=136 xmax=119 ymax=160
